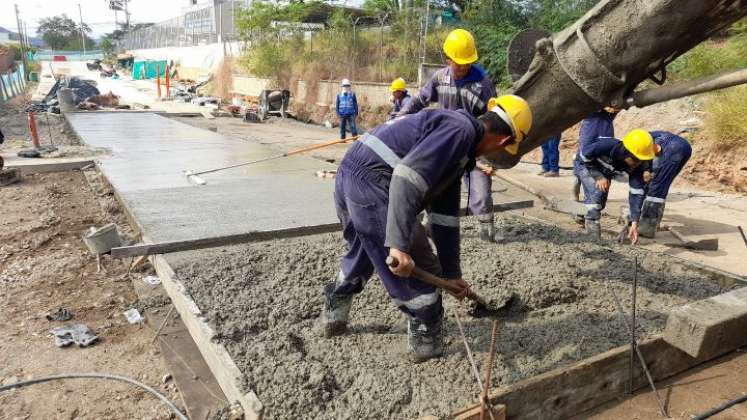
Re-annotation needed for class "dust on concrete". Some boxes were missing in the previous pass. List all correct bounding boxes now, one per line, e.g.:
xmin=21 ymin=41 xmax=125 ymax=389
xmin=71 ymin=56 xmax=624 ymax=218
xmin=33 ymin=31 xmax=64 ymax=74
xmin=172 ymin=217 xmax=733 ymax=420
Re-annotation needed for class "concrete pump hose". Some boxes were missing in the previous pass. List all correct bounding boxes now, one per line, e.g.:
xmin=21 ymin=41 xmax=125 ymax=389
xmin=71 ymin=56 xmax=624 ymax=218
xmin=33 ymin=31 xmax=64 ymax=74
xmin=692 ymin=393 xmax=747 ymax=420
xmin=0 ymin=372 xmax=188 ymax=420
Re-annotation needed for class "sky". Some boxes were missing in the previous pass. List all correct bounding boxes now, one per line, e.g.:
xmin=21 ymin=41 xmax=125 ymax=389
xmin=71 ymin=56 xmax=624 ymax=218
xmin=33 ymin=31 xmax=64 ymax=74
xmin=0 ymin=0 xmax=204 ymax=38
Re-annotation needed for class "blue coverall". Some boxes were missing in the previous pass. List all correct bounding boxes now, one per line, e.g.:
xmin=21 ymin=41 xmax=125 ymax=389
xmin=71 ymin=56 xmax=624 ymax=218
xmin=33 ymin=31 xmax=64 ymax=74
xmin=574 ymin=110 xmax=617 ymax=195
xmin=336 ymin=91 xmax=359 ymax=139
xmin=541 ymin=134 xmax=561 ymax=173
xmin=328 ymin=109 xmax=480 ymax=325
xmin=629 ymin=131 xmax=692 ymax=221
xmin=399 ymin=65 xmax=496 ymax=221
xmin=574 ymin=137 xmax=646 ymax=222
xmin=389 ymin=93 xmax=412 ymax=120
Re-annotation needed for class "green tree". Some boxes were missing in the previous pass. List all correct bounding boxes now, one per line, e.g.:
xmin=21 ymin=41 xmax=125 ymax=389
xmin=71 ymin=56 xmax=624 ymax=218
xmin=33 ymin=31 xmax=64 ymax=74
xmin=37 ymin=14 xmax=93 ymax=50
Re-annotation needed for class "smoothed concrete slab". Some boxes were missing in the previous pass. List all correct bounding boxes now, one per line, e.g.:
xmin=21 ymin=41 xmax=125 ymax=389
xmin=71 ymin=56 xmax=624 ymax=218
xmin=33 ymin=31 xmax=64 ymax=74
xmin=664 ymin=287 xmax=747 ymax=358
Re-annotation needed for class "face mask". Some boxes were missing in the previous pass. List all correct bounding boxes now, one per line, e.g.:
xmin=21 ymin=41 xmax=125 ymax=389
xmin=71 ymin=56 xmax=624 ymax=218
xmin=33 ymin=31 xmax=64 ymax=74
xmin=342 ymin=86 xmax=351 ymax=93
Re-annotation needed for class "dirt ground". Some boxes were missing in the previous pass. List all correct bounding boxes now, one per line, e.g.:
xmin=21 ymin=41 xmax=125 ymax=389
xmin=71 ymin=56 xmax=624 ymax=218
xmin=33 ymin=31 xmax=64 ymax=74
xmin=171 ymin=218 xmax=735 ymax=420
xmin=0 ymin=91 xmax=184 ymax=418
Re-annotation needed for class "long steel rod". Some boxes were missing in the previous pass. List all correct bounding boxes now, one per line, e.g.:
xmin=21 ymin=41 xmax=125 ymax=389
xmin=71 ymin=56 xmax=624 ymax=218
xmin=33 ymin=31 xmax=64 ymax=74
xmin=480 ymin=320 xmax=500 ymax=420
xmin=451 ymin=310 xmax=495 ymax=420
xmin=606 ymin=281 xmax=668 ymax=417
xmin=629 ymin=256 xmax=638 ymax=394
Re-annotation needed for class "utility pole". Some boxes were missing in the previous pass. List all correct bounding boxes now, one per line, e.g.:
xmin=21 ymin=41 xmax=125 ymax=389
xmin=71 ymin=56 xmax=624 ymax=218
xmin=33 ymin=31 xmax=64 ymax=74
xmin=78 ymin=3 xmax=87 ymax=54
xmin=24 ymin=22 xmax=29 ymax=50
xmin=14 ymin=4 xmax=28 ymax=77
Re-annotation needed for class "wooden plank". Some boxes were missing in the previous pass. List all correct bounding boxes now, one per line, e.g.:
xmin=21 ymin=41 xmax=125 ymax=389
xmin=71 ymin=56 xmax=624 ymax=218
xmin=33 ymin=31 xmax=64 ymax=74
xmin=453 ymin=404 xmax=507 ymax=420
xmin=9 ymin=159 xmax=95 ymax=175
xmin=452 ymin=336 xmax=712 ymax=420
xmin=111 ymin=200 xmax=535 ymax=258
xmin=110 ymin=223 xmax=342 ymax=258
xmin=152 ymin=255 xmax=264 ymax=420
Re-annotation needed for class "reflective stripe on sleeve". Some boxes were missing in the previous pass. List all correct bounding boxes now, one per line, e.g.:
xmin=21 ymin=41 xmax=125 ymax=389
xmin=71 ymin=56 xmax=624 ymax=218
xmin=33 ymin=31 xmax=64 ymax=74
xmin=361 ymin=134 xmax=401 ymax=167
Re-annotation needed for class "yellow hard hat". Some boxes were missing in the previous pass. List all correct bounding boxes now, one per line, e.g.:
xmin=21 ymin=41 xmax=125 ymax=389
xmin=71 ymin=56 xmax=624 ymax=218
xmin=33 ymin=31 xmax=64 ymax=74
xmin=390 ymin=78 xmax=407 ymax=92
xmin=487 ymin=95 xmax=533 ymax=155
xmin=443 ymin=29 xmax=478 ymax=65
xmin=622 ymin=129 xmax=655 ymax=160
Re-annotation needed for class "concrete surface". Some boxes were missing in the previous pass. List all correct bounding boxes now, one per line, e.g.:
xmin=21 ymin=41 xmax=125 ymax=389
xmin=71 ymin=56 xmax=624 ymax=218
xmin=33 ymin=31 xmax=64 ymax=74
xmin=501 ymin=163 xmax=747 ymax=277
xmin=664 ymin=287 xmax=747 ymax=358
xmin=65 ymin=111 xmax=339 ymax=243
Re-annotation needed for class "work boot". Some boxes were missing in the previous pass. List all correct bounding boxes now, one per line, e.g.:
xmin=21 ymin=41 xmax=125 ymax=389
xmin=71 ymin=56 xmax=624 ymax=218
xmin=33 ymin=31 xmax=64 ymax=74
xmin=543 ymin=171 xmax=559 ymax=178
xmin=319 ymin=283 xmax=353 ymax=338
xmin=585 ymin=219 xmax=601 ymax=238
xmin=407 ymin=317 xmax=444 ymax=363
xmin=479 ymin=221 xmax=496 ymax=243
xmin=537 ymin=170 xmax=547 ymax=176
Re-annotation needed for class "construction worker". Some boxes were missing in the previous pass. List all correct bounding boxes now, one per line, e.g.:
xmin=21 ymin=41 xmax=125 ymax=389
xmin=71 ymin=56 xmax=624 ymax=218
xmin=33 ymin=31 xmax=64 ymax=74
xmin=574 ymin=129 xmax=655 ymax=237
xmin=627 ymin=130 xmax=692 ymax=244
xmin=573 ymin=107 xmax=619 ymax=201
xmin=336 ymin=79 xmax=359 ymax=140
xmin=320 ymin=96 xmax=532 ymax=362
xmin=398 ymin=28 xmax=499 ymax=242
xmin=389 ymin=78 xmax=411 ymax=120
xmin=539 ymin=133 xmax=562 ymax=177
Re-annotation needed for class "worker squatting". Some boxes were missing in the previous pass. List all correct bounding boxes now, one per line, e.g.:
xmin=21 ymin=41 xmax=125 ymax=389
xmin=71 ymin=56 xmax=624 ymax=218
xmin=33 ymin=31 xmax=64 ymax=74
xmin=326 ymin=28 xmax=692 ymax=362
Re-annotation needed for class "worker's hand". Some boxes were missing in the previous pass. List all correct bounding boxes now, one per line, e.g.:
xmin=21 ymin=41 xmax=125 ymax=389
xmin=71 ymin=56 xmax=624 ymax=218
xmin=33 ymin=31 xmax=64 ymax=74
xmin=643 ymin=171 xmax=653 ymax=183
xmin=388 ymin=248 xmax=415 ymax=277
xmin=628 ymin=221 xmax=640 ymax=245
xmin=596 ymin=177 xmax=610 ymax=192
xmin=477 ymin=162 xmax=495 ymax=177
xmin=447 ymin=278 xmax=472 ymax=300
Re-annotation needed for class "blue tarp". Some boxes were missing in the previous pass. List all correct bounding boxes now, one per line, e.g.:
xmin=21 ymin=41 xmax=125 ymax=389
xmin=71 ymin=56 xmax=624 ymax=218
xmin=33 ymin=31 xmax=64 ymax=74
xmin=132 ymin=60 xmax=167 ymax=80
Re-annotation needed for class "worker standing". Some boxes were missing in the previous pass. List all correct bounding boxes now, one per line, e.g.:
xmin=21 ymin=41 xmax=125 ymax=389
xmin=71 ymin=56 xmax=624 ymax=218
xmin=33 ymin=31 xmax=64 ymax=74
xmin=573 ymin=108 xmax=619 ymax=201
xmin=320 ymin=96 xmax=532 ymax=362
xmin=389 ymin=78 xmax=411 ymax=120
xmin=398 ymin=29 xmax=500 ymax=242
xmin=574 ymin=129 xmax=655 ymax=237
xmin=538 ymin=133 xmax=562 ymax=177
xmin=627 ymin=130 xmax=692 ymax=244
xmin=336 ymin=79 xmax=359 ymax=140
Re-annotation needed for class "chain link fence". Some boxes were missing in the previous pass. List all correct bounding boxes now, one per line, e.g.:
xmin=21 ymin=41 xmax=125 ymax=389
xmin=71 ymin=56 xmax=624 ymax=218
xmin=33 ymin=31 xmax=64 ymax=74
xmin=118 ymin=1 xmax=245 ymax=50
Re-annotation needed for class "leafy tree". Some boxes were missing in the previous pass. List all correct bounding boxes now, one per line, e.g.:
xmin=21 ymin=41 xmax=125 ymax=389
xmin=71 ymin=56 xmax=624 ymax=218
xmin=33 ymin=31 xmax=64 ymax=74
xmin=37 ymin=14 xmax=94 ymax=50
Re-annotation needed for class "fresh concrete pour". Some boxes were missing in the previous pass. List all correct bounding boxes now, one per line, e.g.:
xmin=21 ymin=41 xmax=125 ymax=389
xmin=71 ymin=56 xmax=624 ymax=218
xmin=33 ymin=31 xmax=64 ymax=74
xmin=171 ymin=218 xmax=733 ymax=419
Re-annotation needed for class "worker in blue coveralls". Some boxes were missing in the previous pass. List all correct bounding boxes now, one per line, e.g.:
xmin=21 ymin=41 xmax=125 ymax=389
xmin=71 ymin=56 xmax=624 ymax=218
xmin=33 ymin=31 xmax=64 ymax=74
xmin=574 ymin=129 xmax=655 ymax=238
xmin=336 ymin=78 xmax=358 ymax=140
xmin=320 ymin=95 xmax=532 ymax=362
xmin=627 ymin=130 xmax=692 ymax=244
xmin=398 ymin=28 xmax=499 ymax=242
xmin=573 ymin=107 xmax=619 ymax=201
xmin=389 ymin=78 xmax=411 ymax=120
xmin=538 ymin=133 xmax=562 ymax=177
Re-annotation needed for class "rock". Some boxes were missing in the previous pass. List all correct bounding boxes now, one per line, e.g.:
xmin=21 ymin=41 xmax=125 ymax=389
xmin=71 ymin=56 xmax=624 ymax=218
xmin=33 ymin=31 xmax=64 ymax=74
xmin=161 ymin=373 xmax=172 ymax=384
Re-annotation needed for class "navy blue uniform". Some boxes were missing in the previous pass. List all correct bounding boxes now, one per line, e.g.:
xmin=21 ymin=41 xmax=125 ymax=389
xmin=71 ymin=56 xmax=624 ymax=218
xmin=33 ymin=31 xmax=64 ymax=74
xmin=541 ymin=134 xmax=561 ymax=173
xmin=329 ymin=109 xmax=480 ymax=324
xmin=389 ymin=93 xmax=412 ymax=120
xmin=630 ymin=131 xmax=692 ymax=221
xmin=574 ymin=137 xmax=646 ymax=221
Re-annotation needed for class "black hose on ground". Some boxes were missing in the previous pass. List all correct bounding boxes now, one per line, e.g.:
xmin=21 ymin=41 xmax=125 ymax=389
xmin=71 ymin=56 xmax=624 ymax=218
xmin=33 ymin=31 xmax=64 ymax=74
xmin=691 ymin=393 xmax=747 ymax=420
xmin=0 ymin=372 xmax=187 ymax=420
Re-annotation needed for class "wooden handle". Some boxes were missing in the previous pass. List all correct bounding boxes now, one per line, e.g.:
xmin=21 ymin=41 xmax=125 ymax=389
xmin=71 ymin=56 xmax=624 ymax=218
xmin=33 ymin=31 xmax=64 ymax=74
xmin=668 ymin=227 xmax=688 ymax=243
xmin=285 ymin=135 xmax=361 ymax=157
xmin=386 ymin=256 xmax=487 ymax=305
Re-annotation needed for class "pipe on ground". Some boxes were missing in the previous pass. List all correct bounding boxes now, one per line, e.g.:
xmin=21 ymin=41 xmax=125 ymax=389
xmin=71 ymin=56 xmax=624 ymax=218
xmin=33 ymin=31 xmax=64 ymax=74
xmin=485 ymin=0 xmax=747 ymax=168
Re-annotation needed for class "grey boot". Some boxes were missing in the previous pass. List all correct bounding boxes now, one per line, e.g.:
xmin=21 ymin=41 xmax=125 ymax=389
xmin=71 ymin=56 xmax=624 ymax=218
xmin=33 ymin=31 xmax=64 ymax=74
xmin=319 ymin=283 xmax=353 ymax=338
xmin=407 ymin=317 xmax=444 ymax=363
xmin=478 ymin=221 xmax=496 ymax=243
xmin=585 ymin=219 xmax=601 ymax=238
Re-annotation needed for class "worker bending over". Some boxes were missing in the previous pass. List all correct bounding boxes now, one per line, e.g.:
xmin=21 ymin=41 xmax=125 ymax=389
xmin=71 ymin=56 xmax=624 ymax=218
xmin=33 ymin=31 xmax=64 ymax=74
xmin=389 ymin=78 xmax=411 ymax=120
xmin=627 ymin=130 xmax=692 ymax=243
xmin=320 ymin=96 xmax=532 ymax=362
xmin=398 ymin=29 xmax=500 ymax=242
xmin=573 ymin=107 xmax=619 ymax=201
xmin=574 ymin=129 xmax=655 ymax=237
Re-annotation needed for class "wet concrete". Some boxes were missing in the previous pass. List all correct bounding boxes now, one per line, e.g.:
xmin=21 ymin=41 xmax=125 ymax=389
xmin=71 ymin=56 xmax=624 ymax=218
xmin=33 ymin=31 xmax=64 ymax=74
xmin=168 ymin=217 xmax=736 ymax=420
xmin=65 ymin=112 xmax=339 ymax=242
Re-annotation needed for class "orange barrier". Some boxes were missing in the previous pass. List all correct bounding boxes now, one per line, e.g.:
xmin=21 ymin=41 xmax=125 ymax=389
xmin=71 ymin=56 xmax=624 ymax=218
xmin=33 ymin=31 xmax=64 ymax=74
xmin=165 ymin=65 xmax=171 ymax=98
xmin=156 ymin=64 xmax=162 ymax=99
xmin=27 ymin=112 xmax=40 ymax=148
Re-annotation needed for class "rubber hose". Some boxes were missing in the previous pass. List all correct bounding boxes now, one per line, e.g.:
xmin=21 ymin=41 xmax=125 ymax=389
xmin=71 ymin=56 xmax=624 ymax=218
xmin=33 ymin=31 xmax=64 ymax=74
xmin=692 ymin=394 xmax=747 ymax=420
xmin=0 ymin=372 xmax=188 ymax=420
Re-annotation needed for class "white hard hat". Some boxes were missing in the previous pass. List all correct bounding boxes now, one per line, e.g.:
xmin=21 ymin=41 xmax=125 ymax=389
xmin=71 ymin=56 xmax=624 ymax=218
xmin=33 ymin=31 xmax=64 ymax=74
xmin=341 ymin=78 xmax=351 ymax=86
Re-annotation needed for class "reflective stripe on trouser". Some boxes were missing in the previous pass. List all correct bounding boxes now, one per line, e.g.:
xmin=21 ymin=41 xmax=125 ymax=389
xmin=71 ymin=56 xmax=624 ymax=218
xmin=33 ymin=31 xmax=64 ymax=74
xmin=574 ymin=163 xmax=608 ymax=221
xmin=463 ymin=167 xmax=494 ymax=222
xmin=329 ymin=161 xmax=444 ymax=324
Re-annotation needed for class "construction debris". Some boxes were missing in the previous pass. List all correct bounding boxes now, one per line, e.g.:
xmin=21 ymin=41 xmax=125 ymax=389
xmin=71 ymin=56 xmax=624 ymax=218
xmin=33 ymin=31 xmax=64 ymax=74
xmin=46 ymin=308 xmax=73 ymax=322
xmin=50 ymin=324 xmax=99 ymax=347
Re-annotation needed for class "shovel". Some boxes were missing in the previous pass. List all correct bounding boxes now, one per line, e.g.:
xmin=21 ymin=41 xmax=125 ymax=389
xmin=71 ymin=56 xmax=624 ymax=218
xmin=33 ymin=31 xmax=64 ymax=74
xmin=667 ymin=227 xmax=719 ymax=251
xmin=385 ymin=256 xmax=516 ymax=318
